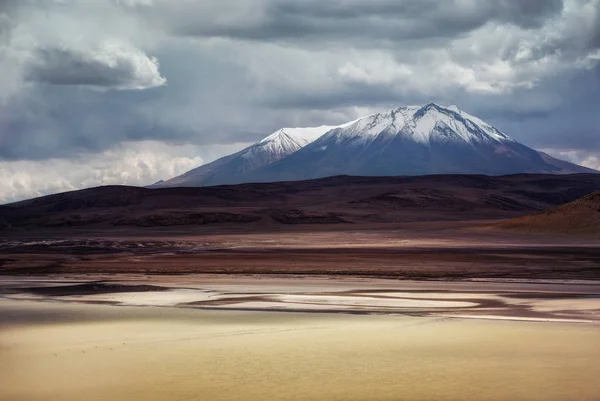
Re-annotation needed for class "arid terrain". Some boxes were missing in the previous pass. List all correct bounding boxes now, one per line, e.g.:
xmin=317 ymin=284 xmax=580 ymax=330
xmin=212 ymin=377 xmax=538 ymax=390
xmin=1 ymin=173 xmax=599 ymax=279
xmin=2 ymin=174 xmax=600 ymax=401
xmin=1 ymin=228 xmax=600 ymax=279
xmin=497 ymin=190 xmax=600 ymax=235
xmin=2 ymin=174 xmax=600 ymax=229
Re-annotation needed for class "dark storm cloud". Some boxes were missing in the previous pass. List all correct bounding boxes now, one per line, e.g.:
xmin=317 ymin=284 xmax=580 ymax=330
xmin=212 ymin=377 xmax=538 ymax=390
xmin=0 ymin=75 xmax=265 ymax=162
xmin=494 ymin=0 xmax=565 ymax=28
xmin=170 ymin=0 xmax=563 ymax=43
xmin=26 ymin=46 xmax=166 ymax=90
xmin=591 ymin=3 xmax=600 ymax=49
xmin=0 ymin=88 xmax=149 ymax=160
xmin=0 ymin=0 xmax=16 ymax=13
xmin=269 ymin=0 xmax=564 ymax=30
xmin=0 ymin=92 xmax=172 ymax=160
xmin=263 ymin=82 xmax=414 ymax=110
xmin=0 ymin=0 xmax=17 ymax=44
xmin=489 ymin=65 xmax=600 ymax=151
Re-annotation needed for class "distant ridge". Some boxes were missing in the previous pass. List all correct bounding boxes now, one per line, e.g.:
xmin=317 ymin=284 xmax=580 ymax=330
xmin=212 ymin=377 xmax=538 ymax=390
xmin=3 ymin=174 xmax=600 ymax=229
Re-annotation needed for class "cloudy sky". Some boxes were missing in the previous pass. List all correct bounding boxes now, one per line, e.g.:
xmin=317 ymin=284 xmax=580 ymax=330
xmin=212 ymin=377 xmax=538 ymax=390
xmin=1 ymin=0 xmax=599 ymax=202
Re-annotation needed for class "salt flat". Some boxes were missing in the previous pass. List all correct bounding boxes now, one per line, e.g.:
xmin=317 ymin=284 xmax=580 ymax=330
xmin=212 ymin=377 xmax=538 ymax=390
xmin=2 ymin=275 xmax=600 ymax=321
xmin=1 ymin=298 xmax=599 ymax=401
xmin=2 ymin=275 xmax=600 ymax=400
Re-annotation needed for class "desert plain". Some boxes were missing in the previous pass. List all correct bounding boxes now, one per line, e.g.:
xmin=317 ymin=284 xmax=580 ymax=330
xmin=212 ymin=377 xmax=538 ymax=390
xmin=1 ymin=175 xmax=600 ymax=401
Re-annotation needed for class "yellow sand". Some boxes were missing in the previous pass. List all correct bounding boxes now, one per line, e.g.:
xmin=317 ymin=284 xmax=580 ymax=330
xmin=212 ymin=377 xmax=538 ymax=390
xmin=1 ymin=300 xmax=599 ymax=401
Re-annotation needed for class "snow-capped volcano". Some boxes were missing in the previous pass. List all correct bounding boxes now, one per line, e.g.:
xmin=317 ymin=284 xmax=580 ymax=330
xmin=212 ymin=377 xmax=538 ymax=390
xmin=250 ymin=103 xmax=595 ymax=181
xmin=156 ymin=103 xmax=596 ymax=187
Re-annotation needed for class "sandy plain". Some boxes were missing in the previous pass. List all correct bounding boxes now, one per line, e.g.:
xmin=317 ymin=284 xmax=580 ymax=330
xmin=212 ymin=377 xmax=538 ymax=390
xmin=1 ymin=299 xmax=599 ymax=401
xmin=1 ymin=275 xmax=600 ymax=401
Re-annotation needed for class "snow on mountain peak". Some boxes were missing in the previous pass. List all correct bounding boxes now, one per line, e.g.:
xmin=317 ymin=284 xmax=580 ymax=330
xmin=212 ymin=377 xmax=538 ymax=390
xmin=239 ymin=125 xmax=340 ymax=163
xmin=258 ymin=125 xmax=338 ymax=146
xmin=320 ymin=103 xmax=514 ymax=146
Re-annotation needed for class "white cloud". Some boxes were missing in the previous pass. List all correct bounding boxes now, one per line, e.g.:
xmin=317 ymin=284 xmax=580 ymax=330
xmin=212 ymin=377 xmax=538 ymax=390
xmin=113 ymin=0 xmax=154 ymax=7
xmin=0 ymin=141 xmax=204 ymax=203
xmin=540 ymin=148 xmax=600 ymax=171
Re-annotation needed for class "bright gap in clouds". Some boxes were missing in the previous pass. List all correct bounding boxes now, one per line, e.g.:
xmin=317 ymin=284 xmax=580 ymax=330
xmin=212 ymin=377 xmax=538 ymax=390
xmin=0 ymin=141 xmax=205 ymax=204
xmin=541 ymin=149 xmax=600 ymax=172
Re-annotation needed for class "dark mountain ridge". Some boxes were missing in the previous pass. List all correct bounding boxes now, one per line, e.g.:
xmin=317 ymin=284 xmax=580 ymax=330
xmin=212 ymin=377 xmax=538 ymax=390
xmin=3 ymin=173 xmax=600 ymax=230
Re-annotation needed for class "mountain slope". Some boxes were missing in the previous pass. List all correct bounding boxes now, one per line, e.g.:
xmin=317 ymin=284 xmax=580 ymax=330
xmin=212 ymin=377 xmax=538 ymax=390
xmin=250 ymin=104 xmax=594 ymax=182
xmin=496 ymin=190 xmax=600 ymax=235
xmin=156 ymin=125 xmax=338 ymax=187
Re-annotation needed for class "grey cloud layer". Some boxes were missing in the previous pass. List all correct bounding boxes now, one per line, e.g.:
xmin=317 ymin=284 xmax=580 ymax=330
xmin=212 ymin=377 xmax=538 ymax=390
xmin=151 ymin=0 xmax=564 ymax=41
xmin=0 ymin=0 xmax=166 ymax=93
xmin=0 ymin=0 xmax=599 ymax=202
xmin=592 ymin=3 xmax=600 ymax=47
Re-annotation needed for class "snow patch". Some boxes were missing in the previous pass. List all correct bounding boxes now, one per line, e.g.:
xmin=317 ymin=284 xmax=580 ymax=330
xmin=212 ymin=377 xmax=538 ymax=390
xmin=312 ymin=103 xmax=515 ymax=146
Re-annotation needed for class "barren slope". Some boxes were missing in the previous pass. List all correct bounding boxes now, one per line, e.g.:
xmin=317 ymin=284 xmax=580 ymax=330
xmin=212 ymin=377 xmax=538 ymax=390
xmin=497 ymin=191 xmax=600 ymax=235
xmin=2 ymin=174 xmax=600 ymax=230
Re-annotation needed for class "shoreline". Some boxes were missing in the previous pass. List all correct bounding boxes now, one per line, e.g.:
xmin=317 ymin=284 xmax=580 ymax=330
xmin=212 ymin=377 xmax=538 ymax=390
xmin=3 ymin=274 xmax=599 ymax=324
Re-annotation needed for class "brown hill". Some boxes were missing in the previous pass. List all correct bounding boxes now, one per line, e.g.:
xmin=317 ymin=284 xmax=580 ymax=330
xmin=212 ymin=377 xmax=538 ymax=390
xmin=496 ymin=191 xmax=600 ymax=235
xmin=1 ymin=174 xmax=600 ymax=230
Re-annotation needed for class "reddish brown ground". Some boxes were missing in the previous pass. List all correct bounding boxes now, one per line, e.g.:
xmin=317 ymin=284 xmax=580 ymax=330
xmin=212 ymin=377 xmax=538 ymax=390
xmin=1 ymin=174 xmax=599 ymax=279
xmin=497 ymin=190 xmax=600 ymax=236
xmin=2 ymin=224 xmax=599 ymax=279
xmin=2 ymin=174 xmax=600 ymax=229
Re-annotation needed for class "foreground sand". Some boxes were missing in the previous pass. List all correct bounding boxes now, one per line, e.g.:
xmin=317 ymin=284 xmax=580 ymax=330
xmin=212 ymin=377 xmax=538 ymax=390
xmin=2 ymin=276 xmax=600 ymax=401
